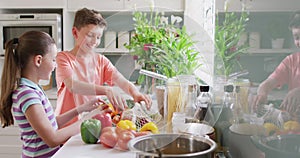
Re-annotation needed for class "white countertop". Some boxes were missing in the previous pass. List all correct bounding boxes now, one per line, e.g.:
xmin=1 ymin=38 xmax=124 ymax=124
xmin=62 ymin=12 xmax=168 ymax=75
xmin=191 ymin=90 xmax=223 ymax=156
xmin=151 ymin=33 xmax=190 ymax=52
xmin=52 ymin=134 xmax=135 ymax=158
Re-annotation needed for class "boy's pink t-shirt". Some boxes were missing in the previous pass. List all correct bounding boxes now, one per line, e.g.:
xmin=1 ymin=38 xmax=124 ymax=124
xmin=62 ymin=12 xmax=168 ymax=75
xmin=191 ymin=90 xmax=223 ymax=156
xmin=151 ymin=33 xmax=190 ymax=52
xmin=55 ymin=51 xmax=118 ymax=124
xmin=268 ymin=52 xmax=300 ymax=90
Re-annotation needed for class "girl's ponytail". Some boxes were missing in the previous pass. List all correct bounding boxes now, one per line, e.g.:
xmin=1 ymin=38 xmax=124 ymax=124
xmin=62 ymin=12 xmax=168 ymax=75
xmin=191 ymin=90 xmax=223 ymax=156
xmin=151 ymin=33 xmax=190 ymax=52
xmin=0 ymin=39 xmax=21 ymax=128
xmin=0 ymin=30 xmax=54 ymax=128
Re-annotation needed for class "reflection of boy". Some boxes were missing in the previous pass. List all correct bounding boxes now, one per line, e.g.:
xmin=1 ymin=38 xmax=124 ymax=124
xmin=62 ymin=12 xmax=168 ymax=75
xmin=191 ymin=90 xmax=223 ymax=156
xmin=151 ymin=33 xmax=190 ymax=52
xmin=55 ymin=8 xmax=151 ymax=126
xmin=255 ymin=11 xmax=300 ymax=114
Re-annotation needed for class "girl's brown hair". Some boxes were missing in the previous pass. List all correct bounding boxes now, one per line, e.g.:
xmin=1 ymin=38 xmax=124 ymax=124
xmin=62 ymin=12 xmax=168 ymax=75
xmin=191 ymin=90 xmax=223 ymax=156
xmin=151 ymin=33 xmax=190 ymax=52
xmin=73 ymin=7 xmax=107 ymax=30
xmin=0 ymin=31 xmax=55 ymax=128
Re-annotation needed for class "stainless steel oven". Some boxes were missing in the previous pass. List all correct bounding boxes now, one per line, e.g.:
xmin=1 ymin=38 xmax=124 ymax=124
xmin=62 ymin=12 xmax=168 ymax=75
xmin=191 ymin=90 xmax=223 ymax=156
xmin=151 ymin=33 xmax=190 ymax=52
xmin=0 ymin=13 xmax=62 ymax=89
xmin=0 ymin=13 xmax=62 ymax=56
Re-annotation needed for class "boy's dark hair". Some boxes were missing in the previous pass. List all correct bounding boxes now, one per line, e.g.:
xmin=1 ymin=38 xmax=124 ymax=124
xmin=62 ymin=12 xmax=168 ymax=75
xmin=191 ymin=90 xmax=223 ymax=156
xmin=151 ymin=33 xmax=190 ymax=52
xmin=289 ymin=11 xmax=300 ymax=29
xmin=73 ymin=8 xmax=107 ymax=30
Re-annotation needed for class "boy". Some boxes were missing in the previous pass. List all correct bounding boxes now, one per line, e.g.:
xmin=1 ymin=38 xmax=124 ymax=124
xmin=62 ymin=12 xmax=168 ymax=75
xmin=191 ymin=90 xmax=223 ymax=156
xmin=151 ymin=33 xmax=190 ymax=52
xmin=255 ymin=11 xmax=300 ymax=115
xmin=55 ymin=8 xmax=151 ymax=125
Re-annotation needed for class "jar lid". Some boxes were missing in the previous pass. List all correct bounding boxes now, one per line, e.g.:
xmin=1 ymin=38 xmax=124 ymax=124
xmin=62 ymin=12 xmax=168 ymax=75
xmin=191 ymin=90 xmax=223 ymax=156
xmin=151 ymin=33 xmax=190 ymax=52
xmin=235 ymin=86 xmax=240 ymax=93
xmin=224 ymin=85 xmax=234 ymax=92
xmin=200 ymin=85 xmax=209 ymax=92
xmin=167 ymin=77 xmax=179 ymax=86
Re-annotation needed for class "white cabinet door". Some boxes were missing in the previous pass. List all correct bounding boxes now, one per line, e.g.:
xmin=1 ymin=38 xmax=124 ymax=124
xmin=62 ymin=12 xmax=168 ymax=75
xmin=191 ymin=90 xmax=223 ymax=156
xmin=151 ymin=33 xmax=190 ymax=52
xmin=0 ymin=125 xmax=22 ymax=158
xmin=154 ymin=0 xmax=184 ymax=11
xmin=0 ymin=0 xmax=66 ymax=8
xmin=216 ymin=0 xmax=300 ymax=12
xmin=124 ymin=0 xmax=184 ymax=11
xmin=67 ymin=0 xmax=124 ymax=11
xmin=123 ymin=0 xmax=152 ymax=11
xmin=67 ymin=0 xmax=184 ymax=12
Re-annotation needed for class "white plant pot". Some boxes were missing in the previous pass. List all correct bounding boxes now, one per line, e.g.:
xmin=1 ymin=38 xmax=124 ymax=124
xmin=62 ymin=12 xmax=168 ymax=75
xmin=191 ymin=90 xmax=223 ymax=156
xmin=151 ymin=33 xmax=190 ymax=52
xmin=271 ymin=38 xmax=285 ymax=49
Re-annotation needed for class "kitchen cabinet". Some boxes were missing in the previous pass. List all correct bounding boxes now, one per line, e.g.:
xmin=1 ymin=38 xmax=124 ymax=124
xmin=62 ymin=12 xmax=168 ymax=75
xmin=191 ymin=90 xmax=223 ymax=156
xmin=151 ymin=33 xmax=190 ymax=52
xmin=67 ymin=0 xmax=184 ymax=12
xmin=248 ymin=48 xmax=297 ymax=54
xmin=215 ymin=1 xmax=299 ymax=54
xmin=0 ymin=89 xmax=57 ymax=158
xmin=216 ymin=0 xmax=300 ymax=12
xmin=0 ymin=125 xmax=22 ymax=158
xmin=0 ymin=0 xmax=66 ymax=9
xmin=67 ymin=0 xmax=123 ymax=12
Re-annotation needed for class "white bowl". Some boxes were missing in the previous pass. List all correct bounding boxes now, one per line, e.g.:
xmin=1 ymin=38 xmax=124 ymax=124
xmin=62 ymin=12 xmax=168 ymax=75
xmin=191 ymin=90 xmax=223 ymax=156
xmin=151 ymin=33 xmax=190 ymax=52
xmin=178 ymin=123 xmax=215 ymax=136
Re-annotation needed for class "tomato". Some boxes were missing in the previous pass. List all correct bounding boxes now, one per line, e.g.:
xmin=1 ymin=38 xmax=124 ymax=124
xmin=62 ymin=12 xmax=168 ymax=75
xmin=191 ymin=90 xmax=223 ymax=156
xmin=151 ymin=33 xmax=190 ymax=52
xmin=115 ymin=126 xmax=126 ymax=135
xmin=100 ymin=131 xmax=118 ymax=148
xmin=93 ymin=113 xmax=112 ymax=130
xmin=134 ymin=131 xmax=151 ymax=137
xmin=101 ymin=126 xmax=115 ymax=134
xmin=117 ymin=130 xmax=135 ymax=150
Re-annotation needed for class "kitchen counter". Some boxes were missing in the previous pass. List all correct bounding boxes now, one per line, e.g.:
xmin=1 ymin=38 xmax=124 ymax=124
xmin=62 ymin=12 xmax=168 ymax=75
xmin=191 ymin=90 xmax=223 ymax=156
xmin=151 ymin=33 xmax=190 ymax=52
xmin=52 ymin=134 xmax=135 ymax=158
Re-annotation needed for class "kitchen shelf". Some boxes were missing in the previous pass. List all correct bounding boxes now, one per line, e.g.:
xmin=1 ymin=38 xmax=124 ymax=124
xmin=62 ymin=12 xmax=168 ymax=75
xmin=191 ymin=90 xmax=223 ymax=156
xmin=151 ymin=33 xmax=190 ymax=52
xmin=96 ymin=48 xmax=130 ymax=55
xmin=248 ymin=48 xmax=297 ymax=54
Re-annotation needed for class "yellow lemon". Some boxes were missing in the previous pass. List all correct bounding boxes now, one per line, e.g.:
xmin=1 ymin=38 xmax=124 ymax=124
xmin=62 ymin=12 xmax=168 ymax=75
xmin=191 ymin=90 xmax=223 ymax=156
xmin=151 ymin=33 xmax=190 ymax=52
xmin=117 ymin=120 xmax=137 ymax=131
xmin=284 ymin=120 xmax=300 ymax=131
xmin=140 ymin=122 xmax=159 ymax=134
xmin=263 ymin=123 xmax=279 ymax=136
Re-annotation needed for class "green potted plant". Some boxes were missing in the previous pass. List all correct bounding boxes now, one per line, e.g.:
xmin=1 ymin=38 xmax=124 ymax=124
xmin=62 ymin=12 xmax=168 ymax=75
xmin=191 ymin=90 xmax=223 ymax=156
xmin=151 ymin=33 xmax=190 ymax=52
xmin=125 ymin=10 xmax=201 ymax=91
xmin=125 ymin=10 xmax=202 ymax=119
xmin=151 ymin=26 xmax=201 ymax=78
xmin=214 ymin=11 xmax=250 ymax=79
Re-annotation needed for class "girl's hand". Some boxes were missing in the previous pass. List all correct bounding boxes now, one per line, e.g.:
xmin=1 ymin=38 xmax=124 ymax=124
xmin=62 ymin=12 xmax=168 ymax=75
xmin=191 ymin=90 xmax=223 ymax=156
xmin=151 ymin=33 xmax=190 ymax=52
xmin=78 ymin=98 xmax=106 ymax=113
xmin=280 ymin=88 xmax=300 ymax=113
xmin=79 ymin=99 xmax=114 ymax=122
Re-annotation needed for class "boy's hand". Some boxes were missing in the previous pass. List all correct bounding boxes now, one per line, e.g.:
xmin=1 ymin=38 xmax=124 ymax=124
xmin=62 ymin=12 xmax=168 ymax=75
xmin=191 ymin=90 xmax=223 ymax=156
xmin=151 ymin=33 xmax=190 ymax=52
xmin=105 ymin=87 xmax=127 ymax=111
xmin=281 ymin=87 xmax=300 ymax=113
xmin=133 ymin=92 xmax=152 ymax=110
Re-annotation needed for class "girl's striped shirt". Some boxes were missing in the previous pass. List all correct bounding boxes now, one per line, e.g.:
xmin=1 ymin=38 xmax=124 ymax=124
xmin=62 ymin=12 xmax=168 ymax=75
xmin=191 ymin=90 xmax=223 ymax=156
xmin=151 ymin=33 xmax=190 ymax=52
xmin=12 ymin=78 xmax=60 ymax=158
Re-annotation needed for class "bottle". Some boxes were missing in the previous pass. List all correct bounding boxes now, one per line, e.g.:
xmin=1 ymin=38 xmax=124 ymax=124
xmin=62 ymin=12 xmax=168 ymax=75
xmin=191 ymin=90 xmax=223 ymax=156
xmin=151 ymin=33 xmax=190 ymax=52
xmin=194 ymin=85 xmax=212 ymax=122
xmin=185 ymin=84 xmax=197 ymax=123
xmin=231 ymin=86 xmax=242 ymax=124
xmin=223 ymin=84 xmax=234 ymax=109
xmin=215 ymin=84 xmax=234 ymax=149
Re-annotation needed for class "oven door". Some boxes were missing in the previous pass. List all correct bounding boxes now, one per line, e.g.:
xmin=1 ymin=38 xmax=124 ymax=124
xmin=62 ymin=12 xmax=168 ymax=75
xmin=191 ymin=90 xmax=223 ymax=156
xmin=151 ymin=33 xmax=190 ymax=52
xmin=0 ymin=21 xmax=60 ymax=90
xmin=0 ymin=20 xmax=61 ymax=56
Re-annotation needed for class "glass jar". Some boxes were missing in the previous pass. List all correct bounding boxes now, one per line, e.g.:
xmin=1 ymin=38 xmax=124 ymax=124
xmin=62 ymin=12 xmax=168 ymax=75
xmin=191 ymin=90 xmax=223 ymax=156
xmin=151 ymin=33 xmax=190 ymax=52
xmin=172 ymin=112 xmax=186 ymax=133
xmin=166 ymin=77 xmax=181 ymax=124
xmin=229 ymin=78 xmax=251 ymax=114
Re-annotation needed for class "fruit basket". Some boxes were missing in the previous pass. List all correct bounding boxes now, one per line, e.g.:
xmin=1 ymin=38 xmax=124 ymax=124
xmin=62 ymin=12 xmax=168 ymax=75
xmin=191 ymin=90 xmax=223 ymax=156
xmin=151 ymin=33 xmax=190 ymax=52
xmin=122 ymin=101 xmax=162 ymax=130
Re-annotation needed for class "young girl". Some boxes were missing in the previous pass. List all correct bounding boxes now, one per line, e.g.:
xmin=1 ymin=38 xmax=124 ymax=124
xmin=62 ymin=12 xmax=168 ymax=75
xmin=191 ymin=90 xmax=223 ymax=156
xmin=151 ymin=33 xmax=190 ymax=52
xmin=0 ymin=31 xmax=101 ymax=158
